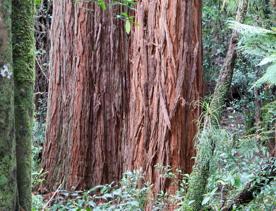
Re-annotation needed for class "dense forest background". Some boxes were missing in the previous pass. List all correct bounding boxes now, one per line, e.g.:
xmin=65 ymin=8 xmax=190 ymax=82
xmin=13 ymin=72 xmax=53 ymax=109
xmin=0 ymin=0 xmax=275 ymax=210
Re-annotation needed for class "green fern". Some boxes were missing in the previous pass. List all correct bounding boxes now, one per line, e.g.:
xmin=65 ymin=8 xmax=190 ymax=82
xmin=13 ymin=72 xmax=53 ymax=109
xmin=229 ymin=21 xmax=276 ymax=86
xmin=255 ymin=63 xmax=276 ymax=86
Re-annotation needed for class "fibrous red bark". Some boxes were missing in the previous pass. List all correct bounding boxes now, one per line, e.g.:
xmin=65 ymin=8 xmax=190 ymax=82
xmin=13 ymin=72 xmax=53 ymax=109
xmin=43 ymin=0 xmax=203 ymax=195
xmin=125 ymin=0 xmax=202 ymax=193
xmin=42 ymin=0 xmax=129 ymax=190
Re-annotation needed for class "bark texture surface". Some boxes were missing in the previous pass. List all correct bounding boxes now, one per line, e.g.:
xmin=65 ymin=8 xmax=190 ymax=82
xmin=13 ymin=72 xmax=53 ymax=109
xmin=126 ymin=0 xmax=202 ymax=193
xmin=42 ymin=0 xmax=129 ymax=190
xmin=43 ymin=0 xmax=203 ymax=195
xmin=0 ymin=0 xmax=17 ymax=209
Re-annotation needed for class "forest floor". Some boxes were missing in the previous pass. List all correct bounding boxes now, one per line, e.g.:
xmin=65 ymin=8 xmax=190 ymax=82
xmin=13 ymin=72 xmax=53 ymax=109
xmin=34 ymin=107 xmax=251 ymax=210
xmin=221 ymin=106 xmax=246 ymax=135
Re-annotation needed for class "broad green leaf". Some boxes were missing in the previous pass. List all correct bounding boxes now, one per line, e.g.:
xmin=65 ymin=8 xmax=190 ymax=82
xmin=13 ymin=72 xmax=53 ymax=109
xmin=97 ymin=0 xmax=107 ymax=10
xmin=202 ymin=196 xmax=210 ymax=205
xmin=35 ymin=0 xmax=42 ymax=6
xmin=258 ymin=55 xmax=276 ymax=66
xmin=125 ymin=19 xmax=131 ymax=34
xmin=253 ymin=63 xmax=276 ymax=87
xmin=255 ymin=63 xmax=276 ymax=87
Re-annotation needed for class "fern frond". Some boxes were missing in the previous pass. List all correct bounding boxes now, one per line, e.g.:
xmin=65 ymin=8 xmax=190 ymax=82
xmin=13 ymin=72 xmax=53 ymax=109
xmin=255 ymin=63 xmax=276 ymax=87
xmin=229 ymin=21 xmax=276 ymax=86
xmin=229 ymin=21 xmax=274 ymax=35
xmin=229 ymin=21 xmax=276 ymax=57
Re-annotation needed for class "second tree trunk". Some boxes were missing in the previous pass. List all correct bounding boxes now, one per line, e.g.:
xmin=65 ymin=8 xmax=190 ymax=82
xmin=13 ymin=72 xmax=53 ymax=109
xmin=126 ymin=0 xmax=202 ymax=193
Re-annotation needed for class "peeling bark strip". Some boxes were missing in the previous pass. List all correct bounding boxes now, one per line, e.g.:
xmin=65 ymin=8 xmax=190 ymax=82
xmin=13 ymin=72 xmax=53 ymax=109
xmin=0 ymin=0 xmax=17 ymax=209
xmin=42 ymin=0 xmax=129 ymax=190
xmin=126 ymin=0 xmax=203 ymax=193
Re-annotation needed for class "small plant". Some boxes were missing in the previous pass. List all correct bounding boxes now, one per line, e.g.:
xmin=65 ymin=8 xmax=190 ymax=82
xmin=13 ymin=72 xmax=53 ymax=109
xmin=230 ymin=22 xmax=276 ymax=87
xmin=75 ymin=0 xmax=136 ymax=34
xmin=32 ymin=194 xmax=45 ymax=211
xmin=32 ymin=169 xmax=47 ymax=190
xmin=202 ymin=130 xmax=274 ymax=210
xmin=32 ymin=118 xmax=46 ymax=189
xmin=47 ymin=170 xmax=151 ymax=210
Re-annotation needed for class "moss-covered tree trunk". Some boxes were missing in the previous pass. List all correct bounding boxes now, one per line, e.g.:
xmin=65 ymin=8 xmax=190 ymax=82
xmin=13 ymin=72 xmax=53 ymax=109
xmin=185 ymin=1 xmax=248 ymax=210
xmin=0 ymin=0 xmax=17 ymax=210
xmin=12 ymin=0 xmax=35 ymax=210
xmin=210 ymin=0 xmax=248 ymax=120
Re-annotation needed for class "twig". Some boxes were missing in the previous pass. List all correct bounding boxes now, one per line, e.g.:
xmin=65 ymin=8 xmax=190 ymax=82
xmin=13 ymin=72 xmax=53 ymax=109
xmin=42 ymin=183 xmax=63 ymax=210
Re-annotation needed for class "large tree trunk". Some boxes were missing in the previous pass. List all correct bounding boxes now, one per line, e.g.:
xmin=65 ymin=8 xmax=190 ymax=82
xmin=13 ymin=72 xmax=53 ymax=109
xmin=0 ymin=0 xmax=17 ymax=209
xmin=42 ymin=0 xmax=129 ymax=190
xmin=126 ymin=0 xmax=202 ymax=194
xmin=12 ymin=0 xmax=35 ymax=210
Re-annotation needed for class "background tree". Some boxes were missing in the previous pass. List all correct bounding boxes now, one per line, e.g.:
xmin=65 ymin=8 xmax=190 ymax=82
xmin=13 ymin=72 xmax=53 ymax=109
xmin=210 ymin=0 xmax=248 ymax=120
xmin=0 ymin=0 xmax=17 ymax=209
xmin=35 ymin=0 xmax=52 ymax=119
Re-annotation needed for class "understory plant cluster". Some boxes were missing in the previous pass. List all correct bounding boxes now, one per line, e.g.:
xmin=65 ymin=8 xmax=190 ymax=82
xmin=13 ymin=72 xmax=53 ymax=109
xmin=31 ymin=124 xmax=275 ymax=210
xmin=31 ymin=0 xmax=275 ymax=210
xmin=31 ymin=92 xmax=276 ymax=210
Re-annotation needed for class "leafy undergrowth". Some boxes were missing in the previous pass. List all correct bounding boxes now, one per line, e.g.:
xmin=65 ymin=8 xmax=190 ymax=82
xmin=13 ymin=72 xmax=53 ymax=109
xmin=32 ymin=170 xmax=170 ymax=210
xmin=32 ymin=128 xmax=276 ymax=211
xmin=31 ymin=103 xmax=276 ymax=211
xmin=31 ymin=97 xmax=275 ymax=210
xmin=32 ymin=168 xmax=188 ymax=211
xmin=203 ymin=131 xmax=276 ymax=210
